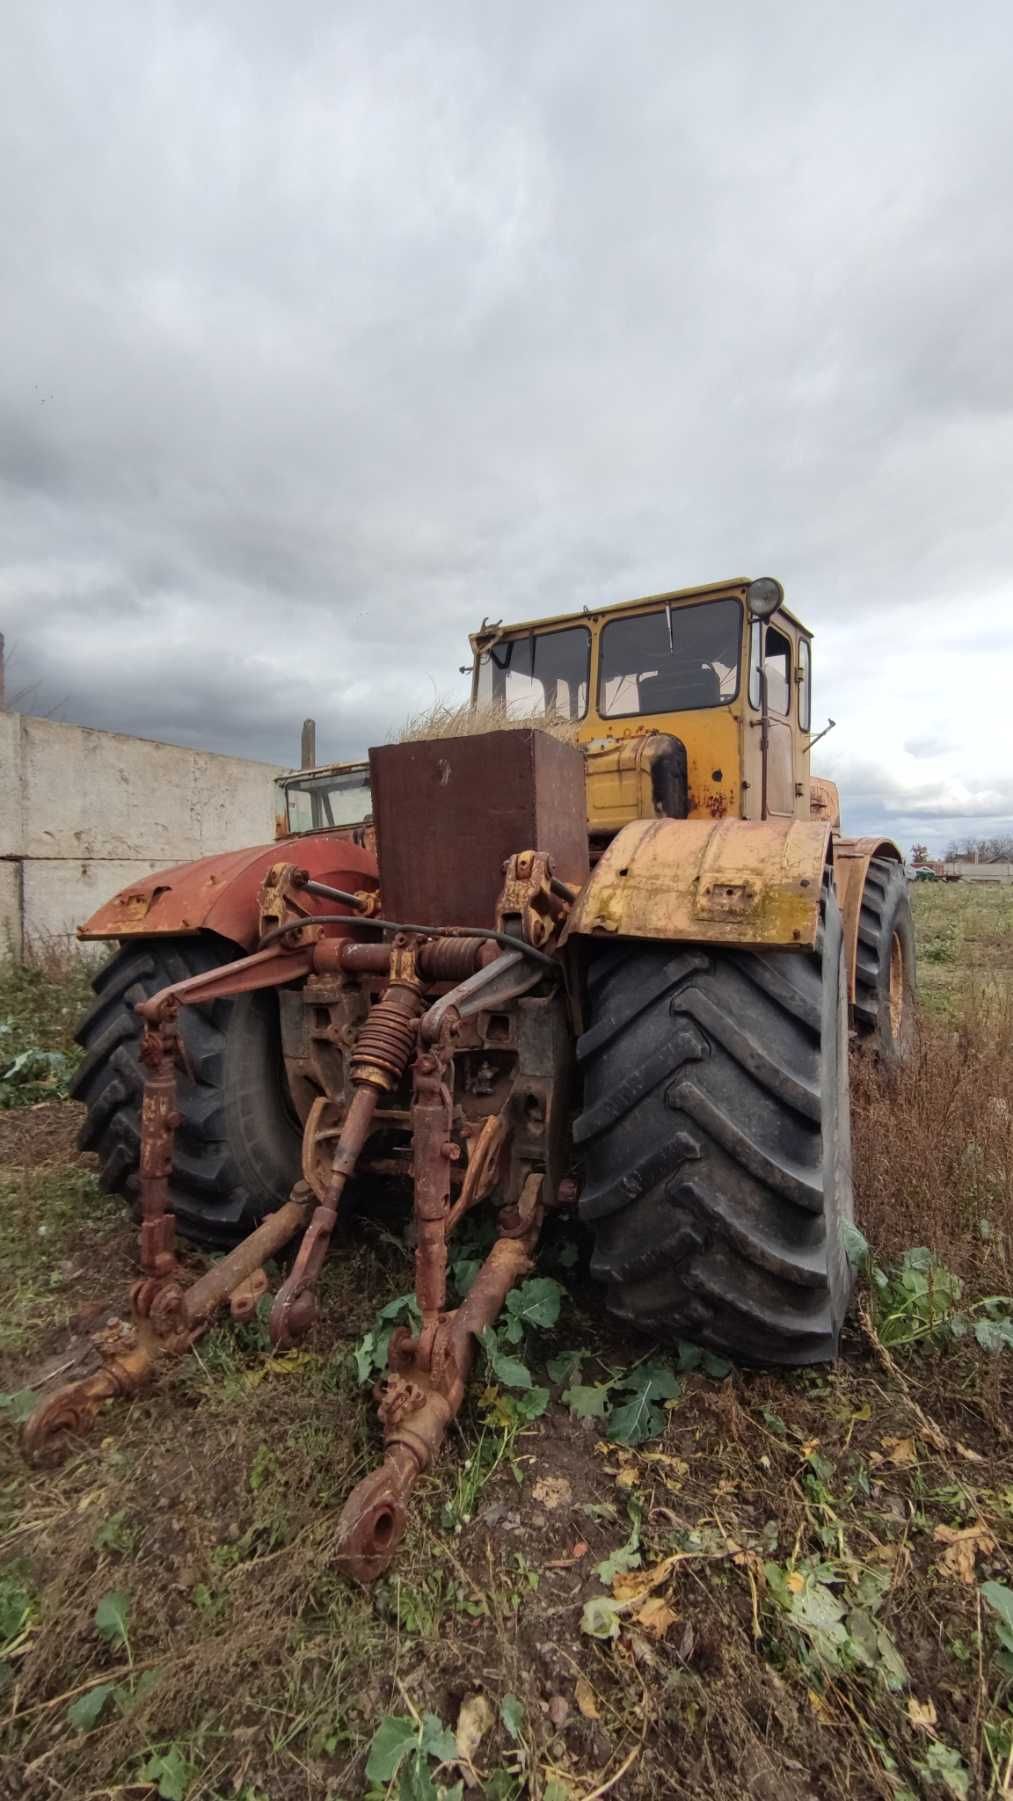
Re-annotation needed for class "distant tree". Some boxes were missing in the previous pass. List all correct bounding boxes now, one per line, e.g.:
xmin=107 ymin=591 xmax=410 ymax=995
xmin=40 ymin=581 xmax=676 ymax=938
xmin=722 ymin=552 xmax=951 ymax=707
xmin=944 ymin=835 xmax=1013 ymax=862
xmin=911 ymin=843 xmax=929 ymax=865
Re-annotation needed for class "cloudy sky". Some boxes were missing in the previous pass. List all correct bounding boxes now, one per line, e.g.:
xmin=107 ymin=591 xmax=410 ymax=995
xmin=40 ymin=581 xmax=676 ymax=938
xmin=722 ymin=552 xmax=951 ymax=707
xmin=2 ymin=0 xmax=1012 ymax=852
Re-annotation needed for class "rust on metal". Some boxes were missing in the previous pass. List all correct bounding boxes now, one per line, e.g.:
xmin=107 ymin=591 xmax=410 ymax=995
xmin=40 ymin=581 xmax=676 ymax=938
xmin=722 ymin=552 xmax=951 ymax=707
xmin=583 ymin=733 xmax=690 ymax=837
xmin=809 ymin=776 xmax=842 ymax=830
xmin=419 ymin=947 xmax=545 ymax=1046
xmin=257 ymin=861 xmax=327 ymax=947
xmin=445 ymin=1113 xmax=507 ymax=1235
xmin=137 ymin=944 xmax=317 ymax=1020
xmin=268 ymin=1089 xmax=378 ymax=1346
xmin=23 ymin=1198 xmax=309 ymax=1458
xmin=563 ymin=816 xmax=832 ymax=950
xmin=270 ymin=951 xmax=427 ymax=1347
xmin=321 ymin=936 xmax=492 ymax=981
xmin=410 ymin=1035 xmax=456 ymax=1333
xmin=834 ymin=834 xmax=904 ymax=1004
xmin=136 ymin=1007 xmax=183 ymax=1281
xmin=369 ymin=731 xmax=588 ymax=928
xmin=333 ymin=1180 xmax=542 ymax=1583
xmin=22 ymin=1318 xmax=161 ymax=1458
xmin=131 ymin=933 xmax=500 ymax=1035
xmin=77 ymin=837 xmax=378 ymax=947
xmin=496 ymin=850 xmax=571 ymax=952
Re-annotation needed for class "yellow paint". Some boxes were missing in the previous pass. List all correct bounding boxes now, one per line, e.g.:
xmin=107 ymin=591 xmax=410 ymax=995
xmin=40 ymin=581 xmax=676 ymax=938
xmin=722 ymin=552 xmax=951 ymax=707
xmin=562 ymin=816 xmax=832 ymax=951
xmin=470 ymin=579 xmax=803 ymax=836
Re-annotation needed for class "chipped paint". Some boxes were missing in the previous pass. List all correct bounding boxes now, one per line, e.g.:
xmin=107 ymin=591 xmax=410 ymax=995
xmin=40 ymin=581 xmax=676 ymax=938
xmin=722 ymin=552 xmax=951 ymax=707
xmin=563 ymin=816 xmax=832 ymax=951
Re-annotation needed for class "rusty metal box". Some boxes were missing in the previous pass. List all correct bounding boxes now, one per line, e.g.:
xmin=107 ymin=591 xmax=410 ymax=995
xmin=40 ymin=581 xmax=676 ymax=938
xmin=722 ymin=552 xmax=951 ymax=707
xmin=369 ymin=730 xmax=590 ymax=927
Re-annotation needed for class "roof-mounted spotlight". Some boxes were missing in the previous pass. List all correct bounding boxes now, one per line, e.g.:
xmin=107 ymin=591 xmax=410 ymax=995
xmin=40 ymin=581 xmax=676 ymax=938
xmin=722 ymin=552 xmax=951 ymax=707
xmin=746 ymin=577 xmax=784 ymax=620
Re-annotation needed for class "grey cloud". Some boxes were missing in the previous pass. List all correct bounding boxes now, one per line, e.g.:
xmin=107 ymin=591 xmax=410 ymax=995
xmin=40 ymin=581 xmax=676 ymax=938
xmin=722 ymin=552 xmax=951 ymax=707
xmin=1 ymin=0 xmax=1012 ymax=831
xmin=904 ymin=734 xmax=956 ymax=759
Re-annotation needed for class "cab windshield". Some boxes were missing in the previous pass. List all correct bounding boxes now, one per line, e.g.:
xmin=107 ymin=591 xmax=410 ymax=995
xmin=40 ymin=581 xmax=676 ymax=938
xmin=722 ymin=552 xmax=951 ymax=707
xmin=283 ymin=766 xmax=372 ymax=834
xmin=599 ymin=598 xmax=742 ymax=718
xmin=475 ymin=625 xmax=590 ymax=721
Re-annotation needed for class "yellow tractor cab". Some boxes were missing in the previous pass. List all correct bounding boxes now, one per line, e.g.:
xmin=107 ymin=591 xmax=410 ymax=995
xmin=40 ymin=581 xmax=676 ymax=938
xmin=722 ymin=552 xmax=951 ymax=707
xmin=470 ymin=575 xmax=813 ymax=839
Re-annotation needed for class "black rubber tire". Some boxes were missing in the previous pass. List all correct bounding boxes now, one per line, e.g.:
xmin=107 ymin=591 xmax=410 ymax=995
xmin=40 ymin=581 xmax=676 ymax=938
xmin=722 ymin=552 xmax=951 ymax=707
xmin=573 ymin=888 xmax=854 ymax=1366
xmin=70 ymin=936 xmax=302 ymax=1247
xmin=852 ymin=857 xmax=916 ymax=1067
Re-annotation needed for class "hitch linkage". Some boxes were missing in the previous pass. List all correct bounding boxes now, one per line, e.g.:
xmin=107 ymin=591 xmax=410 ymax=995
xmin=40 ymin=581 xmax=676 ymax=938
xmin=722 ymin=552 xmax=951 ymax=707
xmin=24 ymin=893 xmax=557 ymax=1582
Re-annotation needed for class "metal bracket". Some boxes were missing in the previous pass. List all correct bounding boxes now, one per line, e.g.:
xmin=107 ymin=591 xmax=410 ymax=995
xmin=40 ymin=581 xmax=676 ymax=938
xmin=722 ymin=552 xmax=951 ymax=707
xmin=420 ymin=949 xmax=546 ymax=1045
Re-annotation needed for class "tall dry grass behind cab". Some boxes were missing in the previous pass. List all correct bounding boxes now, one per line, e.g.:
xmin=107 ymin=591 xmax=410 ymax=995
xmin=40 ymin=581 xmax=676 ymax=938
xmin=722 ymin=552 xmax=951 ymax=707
xmin=395 ymin=700 xmax=581 ymax=745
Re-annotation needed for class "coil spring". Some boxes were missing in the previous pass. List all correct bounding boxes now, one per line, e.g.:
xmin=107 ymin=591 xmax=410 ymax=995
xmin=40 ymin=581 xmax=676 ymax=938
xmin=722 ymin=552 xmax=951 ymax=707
xmin=419 ymin=937 xmax=487 ymax=982
xmin=350 ymin=985 xmax=423 ymax=1090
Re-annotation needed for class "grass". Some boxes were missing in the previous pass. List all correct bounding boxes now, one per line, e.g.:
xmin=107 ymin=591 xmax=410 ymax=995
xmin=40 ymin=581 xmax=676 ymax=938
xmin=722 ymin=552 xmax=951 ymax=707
xmin=0 ymin=943 xmax=94 ymax=1107
xmin=0 ymin=884 xmax=1010 ymax=1798
xmin=912 ymin=882 xmax=1013 ymax=1010
xmin=0 ymin=1167 xmax=120 ymax=1360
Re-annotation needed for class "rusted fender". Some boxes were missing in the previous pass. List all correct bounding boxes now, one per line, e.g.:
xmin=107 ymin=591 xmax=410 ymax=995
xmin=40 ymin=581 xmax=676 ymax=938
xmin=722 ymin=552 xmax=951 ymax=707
xmin=77 ymin=835 xmax=378 ymax=948
xmin=809 ymin=776 xmax=841 ymax=830
xmin=563 ymin=816 xmax=832 ymax=951
xmin=835 ymin=835 xmax=903 ymax=1002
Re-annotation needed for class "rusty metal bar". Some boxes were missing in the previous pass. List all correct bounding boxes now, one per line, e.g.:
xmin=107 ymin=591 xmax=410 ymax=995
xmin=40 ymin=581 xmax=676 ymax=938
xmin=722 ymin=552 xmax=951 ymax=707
xmin=22 ymin=1328 xmax=162 ymax=1459
xmin=269 ymin=963 xmax=428 ymax=1346
xmin=331 ymin=1224 xmax=537 ymax=1577
xmin=410 ymin=1047 xmax=455 ymax=1331
xmin=314 ymin=936 xmax=497 ymax=980
xmin=130 ymin=934 xmax=500 ymax=1029
xmin=137 ymin=944 xmax=316 ymax=1020
xmin=444 ymin=1113 xmax=506 ymax=1236
xmin=23 ymin=1198 xmax=310 ymax=1459
xmin=269 ymin=1087 xmax=382 ymax=1347
xmin=136 ymin=1010 xmax=182 ymax=1280
xmin=180 ymin=1198 xmax=309 ymax=1328
xmin=420 ymin=949 xmax=546 ymax=1044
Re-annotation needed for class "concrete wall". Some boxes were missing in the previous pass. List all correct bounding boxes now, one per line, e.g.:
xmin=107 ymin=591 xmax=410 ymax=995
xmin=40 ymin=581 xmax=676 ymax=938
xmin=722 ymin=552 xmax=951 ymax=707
xmin=943 ymin=861 xmax=1013 ymax=883
xmin=1 ymin=711 xmax=284 ymax=957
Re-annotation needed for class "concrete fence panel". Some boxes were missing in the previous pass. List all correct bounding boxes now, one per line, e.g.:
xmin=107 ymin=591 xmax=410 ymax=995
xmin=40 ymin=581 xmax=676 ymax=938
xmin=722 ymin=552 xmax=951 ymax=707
xmin=1 ymin=712 xmax=283 ymax=957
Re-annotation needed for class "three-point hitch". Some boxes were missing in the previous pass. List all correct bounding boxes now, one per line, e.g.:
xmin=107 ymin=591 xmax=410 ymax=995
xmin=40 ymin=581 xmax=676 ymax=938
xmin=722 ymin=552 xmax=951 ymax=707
xmin=24 ymin=854 xmax=572 ymax=1582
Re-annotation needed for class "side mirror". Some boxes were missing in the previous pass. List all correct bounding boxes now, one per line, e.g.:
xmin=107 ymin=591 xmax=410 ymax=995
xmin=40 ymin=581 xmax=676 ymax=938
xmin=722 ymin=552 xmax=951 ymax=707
xmin=747 ymin=577 xmax=784 ymax=620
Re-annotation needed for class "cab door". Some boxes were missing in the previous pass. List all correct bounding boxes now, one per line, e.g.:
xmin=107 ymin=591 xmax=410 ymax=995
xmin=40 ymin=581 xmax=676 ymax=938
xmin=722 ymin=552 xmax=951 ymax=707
xmin=743 ymin=620 xmax=798 ymax=818
xmin=761 ymin=623 xmax=795 ymax=814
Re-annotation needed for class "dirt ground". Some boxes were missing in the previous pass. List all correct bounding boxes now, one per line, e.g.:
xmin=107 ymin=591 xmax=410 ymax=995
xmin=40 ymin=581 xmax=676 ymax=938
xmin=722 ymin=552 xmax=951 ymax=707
xmin=1 ymin=884 xmax=1012 ymax=1800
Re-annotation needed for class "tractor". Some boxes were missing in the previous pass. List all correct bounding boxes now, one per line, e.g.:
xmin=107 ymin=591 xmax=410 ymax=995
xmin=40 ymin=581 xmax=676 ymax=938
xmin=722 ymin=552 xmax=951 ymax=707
xmin=27 ymin=575 xmax=915 ymax=1581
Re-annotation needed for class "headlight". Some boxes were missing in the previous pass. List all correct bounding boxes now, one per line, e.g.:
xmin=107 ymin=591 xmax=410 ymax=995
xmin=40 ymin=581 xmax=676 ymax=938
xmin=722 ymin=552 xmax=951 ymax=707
xmin=747 ymin=577 xmax=784 ymax=620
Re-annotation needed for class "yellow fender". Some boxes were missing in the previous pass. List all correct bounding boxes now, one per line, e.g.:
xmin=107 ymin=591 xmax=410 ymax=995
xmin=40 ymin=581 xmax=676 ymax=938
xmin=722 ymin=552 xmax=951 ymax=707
xmin=563 ymin=816 xmax=832 ymax=953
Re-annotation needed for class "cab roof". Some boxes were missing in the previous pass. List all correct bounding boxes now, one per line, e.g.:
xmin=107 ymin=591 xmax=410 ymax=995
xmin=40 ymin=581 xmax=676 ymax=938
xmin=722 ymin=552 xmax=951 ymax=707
xmin=469 ymin=577 xmax=811 ymax=646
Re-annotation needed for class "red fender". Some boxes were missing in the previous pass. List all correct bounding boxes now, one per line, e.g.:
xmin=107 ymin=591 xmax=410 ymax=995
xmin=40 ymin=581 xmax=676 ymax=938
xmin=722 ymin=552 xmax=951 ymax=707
xmin=77 ymin=833 xmax=379 ymax=950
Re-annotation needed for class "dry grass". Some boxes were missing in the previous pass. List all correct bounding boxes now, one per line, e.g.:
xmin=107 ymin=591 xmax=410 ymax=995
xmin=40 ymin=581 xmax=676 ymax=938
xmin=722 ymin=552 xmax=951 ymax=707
xmin=395 ymin=699 xmax=581 ymax=744
xmin=1 ymin=884 xmax=1012 ymax=1799
xmin=855 ymin=889 xmax=1013 ymax=1288
xmin=855 ymin=983 xmax=1013 ymax=1283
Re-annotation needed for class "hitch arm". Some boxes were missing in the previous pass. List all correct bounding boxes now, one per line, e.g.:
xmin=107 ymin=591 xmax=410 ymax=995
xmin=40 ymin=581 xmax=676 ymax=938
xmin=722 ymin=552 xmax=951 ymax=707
xmin=23 ymin=1198 xmax=309 ymax=1457
xmin=333 ymin=1173 xmax=543 ymax=1583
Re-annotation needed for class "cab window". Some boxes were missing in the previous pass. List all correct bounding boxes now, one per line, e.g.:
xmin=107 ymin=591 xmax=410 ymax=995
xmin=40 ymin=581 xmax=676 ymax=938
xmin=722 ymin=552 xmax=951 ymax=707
xmin=475 ymin=625 xmax=590 ymax=720
xmin=599 ymin=597 xmax=741 ymax=718
xmin=798 ymin=637 xmax=812 ymax=731
xmin=764 ymin=626 xmax=791 ymax=715
xmin=749 ymin=622 xmax=792 ymax=715
xmin=283 ymin=767 xmax=372 ymax=833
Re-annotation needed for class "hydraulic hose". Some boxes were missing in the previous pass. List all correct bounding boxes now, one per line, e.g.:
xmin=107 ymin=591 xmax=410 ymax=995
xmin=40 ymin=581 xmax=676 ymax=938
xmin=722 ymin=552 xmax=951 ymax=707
xmin=258 ymin=880 xmax=557 ymax=969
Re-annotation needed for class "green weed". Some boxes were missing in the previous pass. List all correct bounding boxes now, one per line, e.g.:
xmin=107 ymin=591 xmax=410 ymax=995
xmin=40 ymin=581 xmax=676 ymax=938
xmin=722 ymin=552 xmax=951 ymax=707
xmin=0 ymin=950 xmax=94 ymax=1106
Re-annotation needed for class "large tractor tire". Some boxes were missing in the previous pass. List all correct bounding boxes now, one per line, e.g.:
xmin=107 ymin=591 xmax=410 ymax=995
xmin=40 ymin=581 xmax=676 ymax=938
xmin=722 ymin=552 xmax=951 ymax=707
xmin=70 ymin=936 xmax=302 ymax=1247
xmin=852 ymin=856 xmax=916 ymax=1066
xmin=573 ymin=887 xmax=853 ymax=1366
